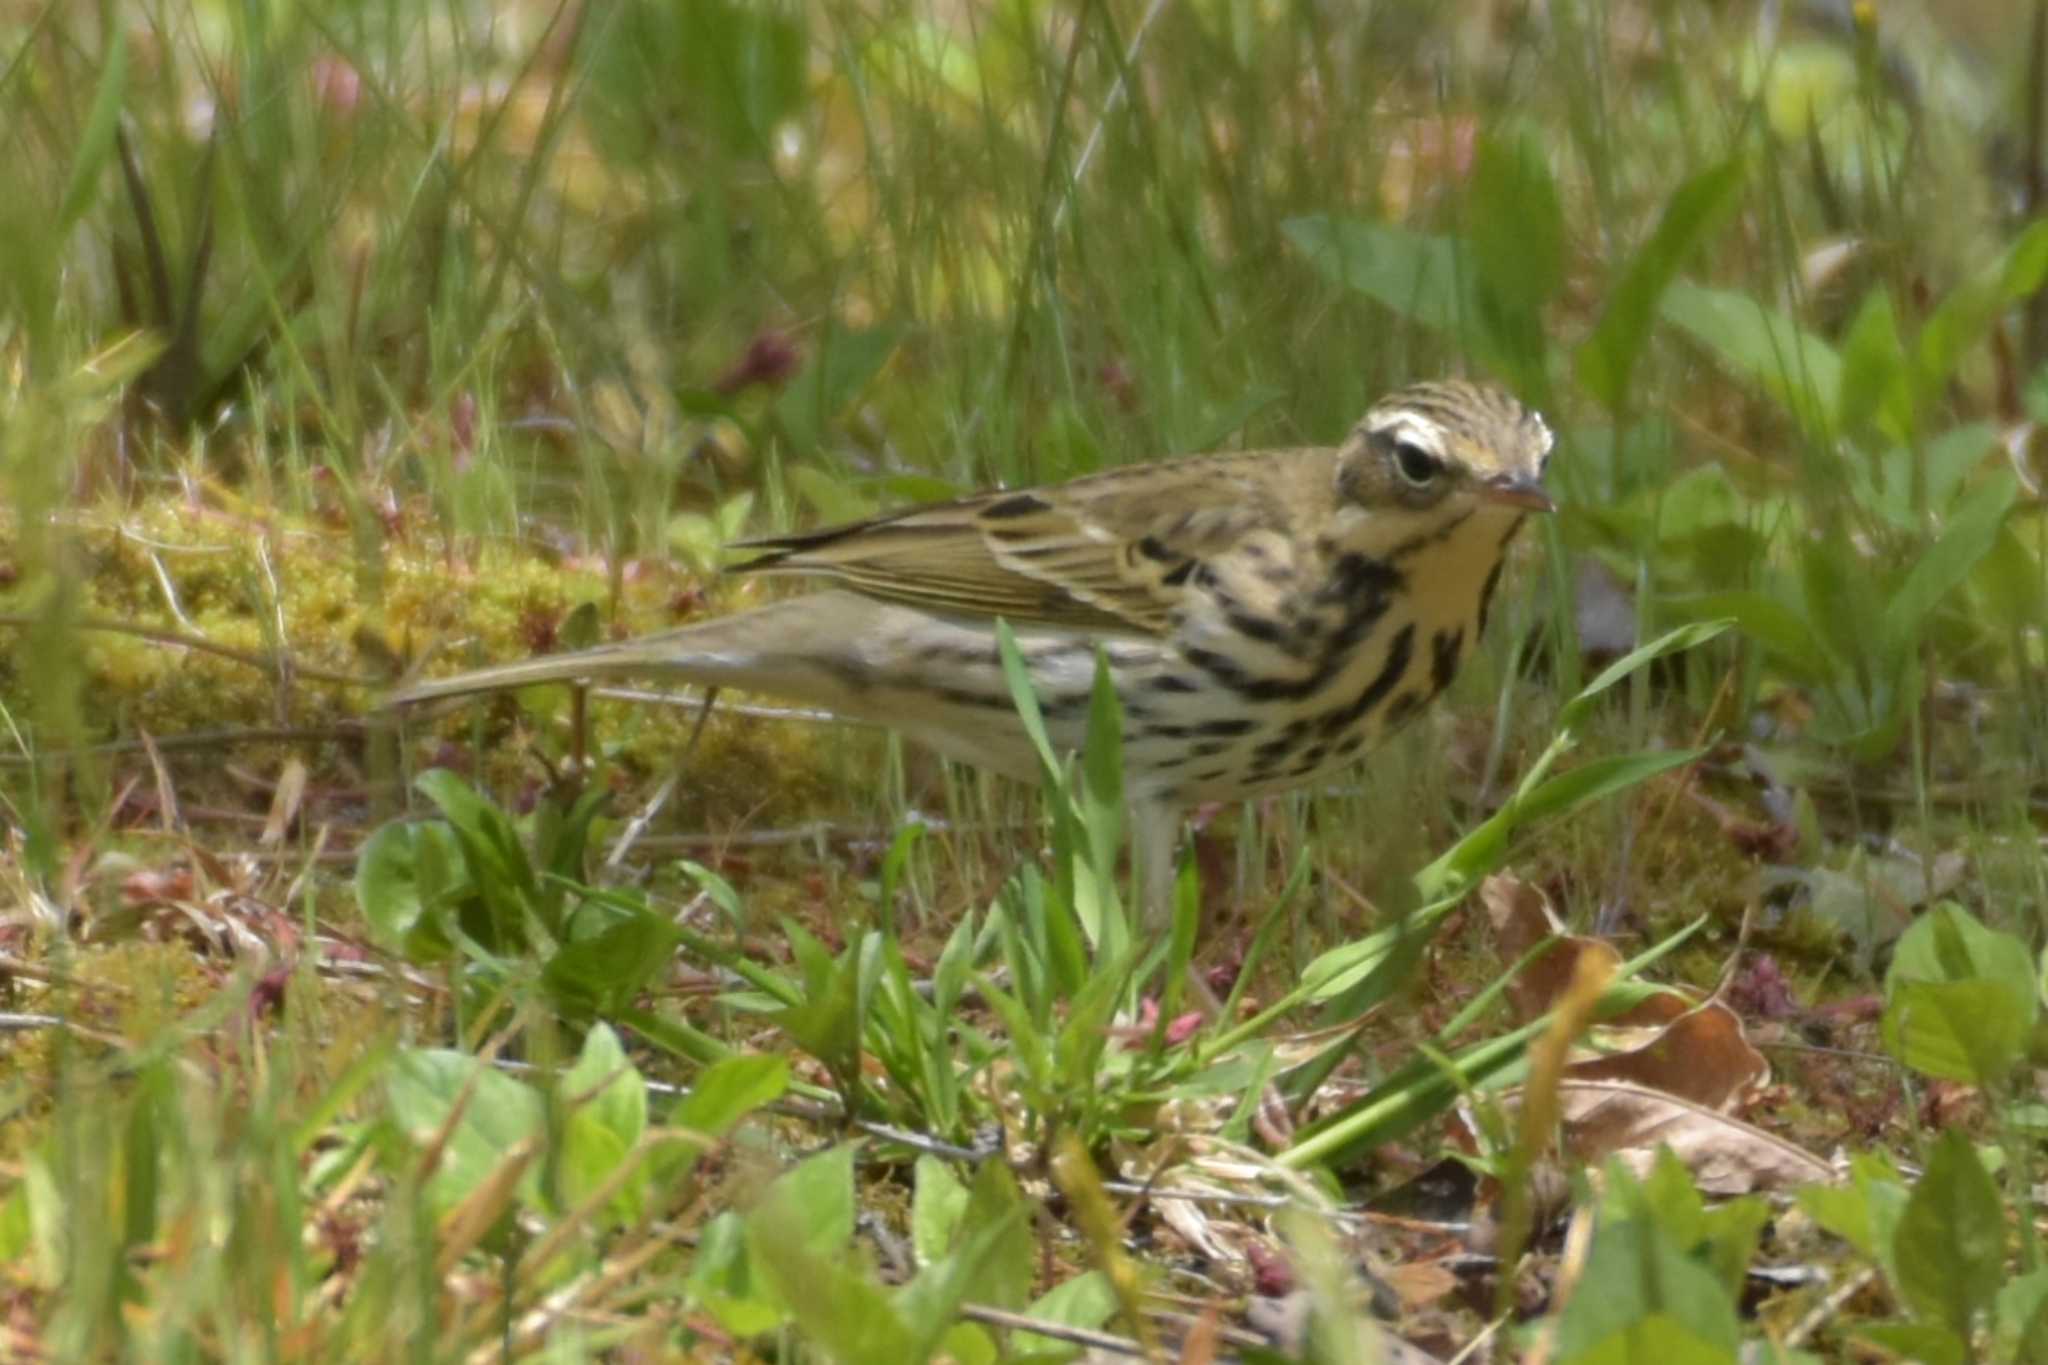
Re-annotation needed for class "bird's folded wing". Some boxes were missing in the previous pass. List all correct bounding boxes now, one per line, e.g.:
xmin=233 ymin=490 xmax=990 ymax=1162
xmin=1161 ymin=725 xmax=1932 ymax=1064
xmin=732 ymin=454 xmax=1301 ymax=636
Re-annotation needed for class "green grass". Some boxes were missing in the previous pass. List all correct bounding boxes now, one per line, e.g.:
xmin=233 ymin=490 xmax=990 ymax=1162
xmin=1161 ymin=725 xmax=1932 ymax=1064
xmin=3 ymin=0 xmax=2048 ymax=1360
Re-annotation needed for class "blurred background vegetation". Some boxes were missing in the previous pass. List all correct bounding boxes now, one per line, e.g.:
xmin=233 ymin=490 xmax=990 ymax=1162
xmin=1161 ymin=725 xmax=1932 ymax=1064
xmin=3 ymin=0 xmax=2048 ymax=1359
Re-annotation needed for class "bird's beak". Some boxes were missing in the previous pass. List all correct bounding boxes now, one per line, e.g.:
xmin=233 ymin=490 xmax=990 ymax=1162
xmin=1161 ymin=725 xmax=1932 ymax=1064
xmin=1481 ymin=475 xmax=1555 ymax=513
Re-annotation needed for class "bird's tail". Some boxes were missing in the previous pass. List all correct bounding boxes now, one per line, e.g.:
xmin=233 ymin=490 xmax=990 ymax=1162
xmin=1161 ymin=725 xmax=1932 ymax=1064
xmin=382 ymin=592 xmax=870 ymax=711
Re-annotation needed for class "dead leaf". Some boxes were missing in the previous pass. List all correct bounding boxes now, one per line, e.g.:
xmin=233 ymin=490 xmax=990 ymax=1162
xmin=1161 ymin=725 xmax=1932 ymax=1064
xmin=261 ymin=757 xmax=308 ymax=847
xmin=1553 ymin=1080 xmax=1835 ymax=1193
xmin=1565 ymin=1003 xmax=1770 ymax=1112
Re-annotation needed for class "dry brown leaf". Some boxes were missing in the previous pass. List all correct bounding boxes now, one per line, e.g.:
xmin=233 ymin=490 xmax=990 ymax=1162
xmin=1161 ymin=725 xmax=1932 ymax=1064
xmin=1380 ymin=1259 xmax=1459 ymax=1311
xmin=261 ymin=757 xmax=309 ymax=848
xmin=1565 ymin=1001 xmax=1770 ymax=1112
xmin=1552 ymin=1080 xmax=1834 ymax=1193
xmin=1482 ymin=875 xmax=1686 ymax=1028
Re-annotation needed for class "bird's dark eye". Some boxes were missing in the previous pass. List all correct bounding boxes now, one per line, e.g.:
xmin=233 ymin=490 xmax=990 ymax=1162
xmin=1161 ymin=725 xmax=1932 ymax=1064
xmin=1392 ymin=440 xmax=1441 ymax=487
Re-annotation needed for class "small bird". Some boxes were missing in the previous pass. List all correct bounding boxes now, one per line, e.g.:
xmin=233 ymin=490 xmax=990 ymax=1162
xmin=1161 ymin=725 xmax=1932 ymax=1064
xmin=388 ymin=380 xmax=1555 ymax=925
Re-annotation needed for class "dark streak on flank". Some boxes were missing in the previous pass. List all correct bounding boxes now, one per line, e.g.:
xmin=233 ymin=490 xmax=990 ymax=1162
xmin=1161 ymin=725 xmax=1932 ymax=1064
xmin=1382 ymin=692 xmax=1423 ymax=730
xmin=1313 ymin=622 xmax=1416 ymax=739
xmin=983 ymin=492 xmax=1052 ymax=519
xmin=1429 ymin=627 xmax=1464 ymax=697
xmin=1225 ymin=608 xmax=1290 ymax=649
xmin=932 ymin=685 xmax=1010 ymax=710
xmin=1476 ymin=560 xmax=1505 ymax=634
xmin=816 ymin=655 xmax=878 ymax=695
xmin=1184 ymin=555 xmax=1399 ymax=704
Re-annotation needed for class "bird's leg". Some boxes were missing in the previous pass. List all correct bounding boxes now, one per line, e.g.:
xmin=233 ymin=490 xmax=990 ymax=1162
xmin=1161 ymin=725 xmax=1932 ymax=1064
xmin=1133 ymin=796 xmax=1181 ymax=932
xmin=1133 ymin=795 xmax=1222 ymax=1018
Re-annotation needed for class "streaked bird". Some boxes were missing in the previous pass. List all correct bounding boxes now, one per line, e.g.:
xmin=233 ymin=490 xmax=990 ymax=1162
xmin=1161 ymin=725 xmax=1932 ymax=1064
xmin=388 ymin=380 xmax=1555 ymax=924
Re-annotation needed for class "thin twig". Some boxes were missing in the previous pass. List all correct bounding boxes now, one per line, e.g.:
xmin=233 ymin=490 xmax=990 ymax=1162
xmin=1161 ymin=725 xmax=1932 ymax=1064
xmin=0 ymin=614 xmax=367 ymax=686
xmin=0 ymin=722 xmax=372 ymax=766
xmin=956 ymin=1302 xmax=1149 ymax=1357
xmin=1784 ymin=1265 xmax=1879 ymax=1349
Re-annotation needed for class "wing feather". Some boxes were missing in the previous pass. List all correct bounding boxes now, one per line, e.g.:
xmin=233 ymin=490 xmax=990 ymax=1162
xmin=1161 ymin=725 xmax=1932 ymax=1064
xmin=732 ymin=449 xmax=1323 ymax=635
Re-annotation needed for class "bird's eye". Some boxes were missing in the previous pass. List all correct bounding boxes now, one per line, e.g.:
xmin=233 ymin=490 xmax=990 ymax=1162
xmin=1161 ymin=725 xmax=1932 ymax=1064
xmin=1392 ymin=440 xmax=1441 ymax=487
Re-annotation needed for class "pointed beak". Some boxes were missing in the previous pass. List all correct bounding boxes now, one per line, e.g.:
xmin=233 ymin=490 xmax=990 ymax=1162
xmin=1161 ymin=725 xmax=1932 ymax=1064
xmin=1481 ymin=475 xmax=1555 ymax=513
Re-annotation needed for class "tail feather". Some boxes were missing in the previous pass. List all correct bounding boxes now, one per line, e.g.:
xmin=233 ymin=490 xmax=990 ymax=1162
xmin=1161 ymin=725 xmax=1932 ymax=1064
xmin=387 ymin=596 xmax=809 ymax=709
xmin=383 ymin=590 xmax=900 ymax=713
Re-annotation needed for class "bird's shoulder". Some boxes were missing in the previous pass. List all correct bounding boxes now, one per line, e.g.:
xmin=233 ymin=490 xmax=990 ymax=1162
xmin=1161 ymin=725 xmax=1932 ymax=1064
xmin=734 ymin=446 xmax=1339 ymax=635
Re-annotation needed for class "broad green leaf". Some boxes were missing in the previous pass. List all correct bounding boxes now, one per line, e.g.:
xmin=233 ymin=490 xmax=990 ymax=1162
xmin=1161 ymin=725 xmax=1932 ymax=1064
xmin=564 ymin=1024 xmax=646 ymax=1152
xmin=1013 ymin=1271 xmax=1115 ymax=1358
xmin=672 ymin=1053 xmax=789 ymax=1136
xmin=1886 ymin=902 xmax=2038 ymax=1030
xmin=543 ymin=904 xmax=684 ymax=1016
xmin=1654 ymin=462 xmax=1747 ymax=541
xmin=561 ymin=1024 xmax=648 ymax=1223
xmin=748 ymin=1219 xmax=915 ymax=1365
xmin=1852 ymin=1322 xmax=1966 ymax=1365
xmin=1661 ymin=280 xmax=1840 ymax=440
xmin=1995 ymin=1269 xmax=2048 ymax=1364
xmin=770 ymin=925 xmax=864 ymax=1085
xmin=0 ymin=1186 xmax=27 ymax=1269
xmin=1916 ymin=219 xmax=2048 ymax=404
xmin=775 ymin=325 xmax=903 ymax=454
xmin=1853 ymin=422 xmax=2001 ymax=530
xmin=1893 ymin=1131 xmax=2004 ymax=1336
xmin=688 ymin=1210 xmax=782 ymax=1335
xmin=678 ymin=859 xmax=747 ymax=928
xmin=1673 ymin=591 xmax=1831 ymax=682
xmin=659 ymin=1052 xmax=788 ymax=1185
xmin=892 ymin=1201 xmax=1030 ymax=1361
xmin=586 ymin=0 xmax=807 ymax=160
xmin=1551 ymin=1214 xmax=1741 ymax=1357
xmin=413 ymin=768 xmax=548 ymax=943
xmin=1880 ymin=472 xmax=2017 ymax=662
xmin=1468 ymin=123 xmax=1562 ymax=390
xmin=1470 ymin=124 xmax=1564 ymax=312
xmin=785 ymin=464 xmax=879 ymax=526
xmin=1975 ymin=524 xmax=2048 ymax=636
xmin=1883 ymin=978 xmax=2027 ymax=1083
xmin=1796 ymin=1152 xmax=1909 ymax=1267
xmin=911 ymin=1155 xmax=969 ymax=1269
xmin=1283 ymin=215 xmax=1478 ymax=339
xmin=1836 ymin=286 xmax=1911 ymax=441
xmin=1576 ymin=159 xmax=1746 ymax=409
xmin=1185 ymin=383 xmax=1286 ymax=453
xmin=958 ymin=1161 xmax=1034 ymax=1310
xmin=385 ymin=1049 xmax=545 ymax=1218
xmin=1794 ymin=533 xmax=1882 ymax=706
xmin=763 ymin=1143 xmax=856 ymax=1258
xmin=354 ymin=819 xmax=462 ymax=960
xmin=1569 ymin=1315 xmax=1741 ymax=1365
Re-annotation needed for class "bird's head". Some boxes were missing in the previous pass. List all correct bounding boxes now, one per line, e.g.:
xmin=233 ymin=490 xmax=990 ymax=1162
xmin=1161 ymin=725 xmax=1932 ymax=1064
xmin=1335 ymin=380 xmax=1555 ymax=528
